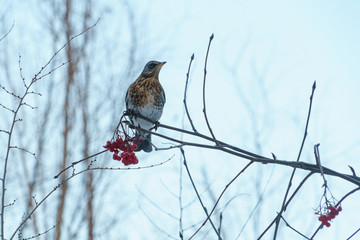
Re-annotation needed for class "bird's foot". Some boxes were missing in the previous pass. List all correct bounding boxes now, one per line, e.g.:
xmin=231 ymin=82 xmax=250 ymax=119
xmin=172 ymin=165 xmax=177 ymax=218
xmin=125 ymin=109 xmax=136 ymax=117
xmin=154 ymin=121 xmax=160 ymax=131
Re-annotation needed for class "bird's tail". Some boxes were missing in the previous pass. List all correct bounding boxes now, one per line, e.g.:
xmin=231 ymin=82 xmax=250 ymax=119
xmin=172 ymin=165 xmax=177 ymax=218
xmin=134 ymin=131 xmax=152 ymax=153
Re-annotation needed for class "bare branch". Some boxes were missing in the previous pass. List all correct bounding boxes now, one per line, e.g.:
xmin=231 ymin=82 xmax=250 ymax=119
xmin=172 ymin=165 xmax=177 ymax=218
xmin=280 ymin=215 xmax=310 ymax=239
xmin=18 ymin=54 xmax=27 ymax=88
xmin=4 ymin=199 xmax=16 ymax=208
xmin=137 ymin=186 xmax=178 ymax=220
xmin=202 ymin=33 xmax=218 ymax=143
xmin=32 ymin=18 xmax=100 ymax=84
xmin=258 ymin=172 xmax=314 ymax=239
xmin=314 ymin=143 xmax=326 ymax=184
xmin=138 ymin=203 xmax=178 ymax=240
xmin=10 ymin=152 xmax=173 ymax=240
xmin=0 ymin=130 xmax=10 ymax=135
xmin=183 ymin=53 xmax=197 ymax=132
xmin=0 ymin=20 xmax=14 ymax=42
xmin=347 ymin=227 xmax=360 ymax=240
xmin=21 ymin=102 xmax=37 ymax=109
xmin=9 ymin=182 xmax=62 ymax=240
xmin=9 ymin=146 xmax=37 ymax=160
xmin=189 ymin=161 xmax=253 ymax=239
xmin=180 ymin=147 xmax=221 ymax=239
xmin=0 ymin=103 xmax=15 ymax=113
xmin=22 ymin=225 xmax=56 ymax=240
xmin=0 ymin=83 xmax=21 ymax=99
xmin=273 ymin=81 xmax=316 ymax=239
xmin=53 ymin=150 xmax=108 ymax=179
xmin=36 ymin=60 xmax=70 ymax=81
xmin=123 ymin=117 xmax=360 ymax=186
xmin=348 ymin=165 xmax=357 ymax=176
xmin=2 ymin=18 xmax=100 ymax=239
xmin=27 ymin=91 xmax=42 ymax=96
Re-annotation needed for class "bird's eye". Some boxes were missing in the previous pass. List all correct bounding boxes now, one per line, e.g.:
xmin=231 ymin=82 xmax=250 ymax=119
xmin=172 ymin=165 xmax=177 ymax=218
xmin=148 ymin=63 xmax=156 ymax=69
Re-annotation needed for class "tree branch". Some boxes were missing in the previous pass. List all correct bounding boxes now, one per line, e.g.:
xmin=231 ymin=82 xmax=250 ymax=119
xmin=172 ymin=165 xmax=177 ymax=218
xmin=189 ymin=161 xmax=253 ymax=239
xmin=180 ymin=147 xmax=221 ymax=239
xmin=273 ymin=81 xmax=316 ymax=239
xmin=202 ymin=33 xmax=218 ymax=144
xmin=183 ymin=53 xmax=197 ymax=132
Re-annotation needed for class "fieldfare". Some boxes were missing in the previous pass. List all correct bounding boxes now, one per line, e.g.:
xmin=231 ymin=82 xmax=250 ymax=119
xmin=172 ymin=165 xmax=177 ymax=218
xmin=125 ymin=61 xmax=166 ymax=152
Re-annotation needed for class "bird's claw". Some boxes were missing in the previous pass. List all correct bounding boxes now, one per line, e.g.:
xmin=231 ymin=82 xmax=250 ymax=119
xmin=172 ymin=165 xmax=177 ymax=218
xmin=154 ymin=121 xmax=160 ymax=131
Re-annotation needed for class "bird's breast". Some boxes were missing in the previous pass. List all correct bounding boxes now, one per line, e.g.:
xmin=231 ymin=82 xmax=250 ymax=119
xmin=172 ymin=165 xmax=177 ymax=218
xmin=128 ymin=77 xmax=164 ymax=108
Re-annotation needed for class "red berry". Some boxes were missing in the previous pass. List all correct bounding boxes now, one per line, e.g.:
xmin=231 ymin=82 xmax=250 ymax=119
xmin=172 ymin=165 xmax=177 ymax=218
xmin=113 ymin=153 xmax=120 ymax=161
xmin=328 ymin=206 xmax=336 ymax=211
xmin=103 ymin=142 xmax=110 ymax=149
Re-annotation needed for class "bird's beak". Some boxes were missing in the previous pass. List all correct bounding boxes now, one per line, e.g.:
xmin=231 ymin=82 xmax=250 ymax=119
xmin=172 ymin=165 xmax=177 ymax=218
xmin=157 ymin=61 xmax=166 ymax=70
xmin=153 ymin=62 xmax=166 ymax=78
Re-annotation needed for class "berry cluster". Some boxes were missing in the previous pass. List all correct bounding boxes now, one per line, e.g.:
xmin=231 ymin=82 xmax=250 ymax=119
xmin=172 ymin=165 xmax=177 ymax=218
xmin=103 ymin=137 xmax=138 ymax=166
xmin=316 ymin=205 xmax=342 ymax=227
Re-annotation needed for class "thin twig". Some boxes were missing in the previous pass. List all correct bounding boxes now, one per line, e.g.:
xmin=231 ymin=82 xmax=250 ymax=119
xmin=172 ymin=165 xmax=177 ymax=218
xmin=9 ymin=182 xmax=62 ymax=240
xmin=2 ymin=20 xmax=100 ymax=238
xmin=56 ymin=152 xmax=175 ymax=179
xmin=202 ymin=33 xmax=218 ymax=144
xmin=189 ymin=161 xmax=253 ymax=239
xmin=183 ymin=53 xmax=197 ymax=132
xmin=347 ymin=227 xmax=360 ymax=240
xmin=280 ymin=215 xmax=310 ymax=239
xmin=83 ymin=156 xmax=173 ymax=172
xmin=11 ymin=154 xmax=173 ymax=239
xmin=236 ymin=164 xmax=275 ymax=239
xmin=9 ymin=146 xmax=37 ymax=160
xmin=178 ymin=142 xmax=184 ymax=239
xmin=0 ymin=83 xmax=21 ymax=99
xmin=53 ymin=149 xmax=108 ymax=178
xmin=273 ymin=81 xmax=316 ymax=239
xmin=0 ymin=20 xmax=14 ymax=42
xmin=1 ymin=81 xmax=29 ymax=239
xmin=138 ymin=203 xmax=178 ymax=240
xmin=258 ymin=172 xmax=314 ymax=239
xmin=314 ymin=143 xmax=326 ymax=184
xmin=136 ymin=186 xmax=178 ymax=220
xmin=22 ymin=225 xmax=56 ymax=240
xmin=18 ymin=54 xmax=27 ymax=88
xmin=0 ymin=103 xmax=15 ymax=113
xmin=21 ymin=102 xmax=37 ymax=109
xmin=3 ymin=199 xmax=16 ymax=208
xmin=180 ymin=147 xmax=221 ymax=239
xmin=32 ymin=18 xmax=100 ymax=84
xmin=37 ymin=60 xmax=71 ymax=81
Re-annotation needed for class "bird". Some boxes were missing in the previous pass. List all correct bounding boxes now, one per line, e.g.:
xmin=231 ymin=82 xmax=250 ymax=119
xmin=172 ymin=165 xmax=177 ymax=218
xmin=125 ymin=60 xmax=166 ymax=152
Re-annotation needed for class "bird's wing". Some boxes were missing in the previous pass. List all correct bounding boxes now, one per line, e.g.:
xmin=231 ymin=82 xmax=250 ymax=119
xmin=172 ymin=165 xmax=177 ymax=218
xmin=161 ymin=86 xmax=166 ymax=105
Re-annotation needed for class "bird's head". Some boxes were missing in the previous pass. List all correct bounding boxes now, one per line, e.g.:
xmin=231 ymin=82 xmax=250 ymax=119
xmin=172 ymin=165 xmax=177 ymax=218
xmin=141 ymin=61 xmax=166 ymax=78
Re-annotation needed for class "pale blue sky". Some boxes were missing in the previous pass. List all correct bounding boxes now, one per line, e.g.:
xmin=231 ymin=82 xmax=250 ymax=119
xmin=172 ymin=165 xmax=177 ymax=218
xmin=1 ymin=0 xmax=360 ymax=239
